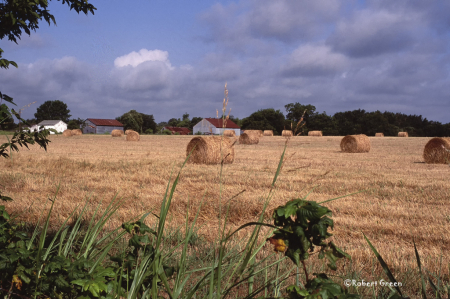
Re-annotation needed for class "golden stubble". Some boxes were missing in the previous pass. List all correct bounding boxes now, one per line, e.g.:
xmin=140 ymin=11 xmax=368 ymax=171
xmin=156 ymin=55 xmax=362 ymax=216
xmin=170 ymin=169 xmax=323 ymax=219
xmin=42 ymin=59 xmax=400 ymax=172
xmin=1 ymin=134 xmax=450 ymax=278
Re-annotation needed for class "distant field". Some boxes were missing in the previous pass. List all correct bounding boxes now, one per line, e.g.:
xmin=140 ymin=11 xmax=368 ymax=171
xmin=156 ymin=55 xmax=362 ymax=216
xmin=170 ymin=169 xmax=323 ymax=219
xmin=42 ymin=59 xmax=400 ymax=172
xmin=1 ymin=134 xmax=449 ymax=280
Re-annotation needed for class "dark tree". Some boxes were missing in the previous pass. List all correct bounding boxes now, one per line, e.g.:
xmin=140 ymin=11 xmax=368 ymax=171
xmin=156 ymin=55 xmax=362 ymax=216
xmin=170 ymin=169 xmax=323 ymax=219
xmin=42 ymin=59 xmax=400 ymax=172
xmin=285 ymin=103 xmax=318 ymax=124
xmin=140 ymin=113 xmax=157 ymax=133
xmin=67 ymin=118 xmax=86 ymax=130
xmin=0 ymin=104 xmax=15 ymax=130
xmin=168 ymin=118 xmax=179 ymax=127
xmin=190 ymin=117 xmax=203 ymax=130
xmin=116 ymin=110 xmax=144 ymax=132
xmin=241 ymin=109 xmax=285 ymax=135
xmin=34 ymin=100 xmax=71 ymax=123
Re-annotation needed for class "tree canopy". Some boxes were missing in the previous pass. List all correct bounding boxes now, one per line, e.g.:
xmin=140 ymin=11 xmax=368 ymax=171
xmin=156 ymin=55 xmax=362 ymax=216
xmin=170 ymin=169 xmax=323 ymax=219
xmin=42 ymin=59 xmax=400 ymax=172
xmin=116 ymin=110 xmax=157 ymax=133
xmin=241 ymin=109 xmax=285 ymax=135
xmin=34 ymin=100 xmax=71 ymax=123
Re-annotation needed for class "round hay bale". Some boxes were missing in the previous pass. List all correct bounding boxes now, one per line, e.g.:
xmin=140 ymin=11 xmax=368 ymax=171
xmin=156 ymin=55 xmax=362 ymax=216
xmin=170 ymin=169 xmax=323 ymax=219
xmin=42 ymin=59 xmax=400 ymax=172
xmin=111 ymin=129 xmax=124 ymax=137
xmin=126 ymin=130 xmax=140 ymax=141
xmin=244 ymin=130 xmax=263 ymax=137
xmin=239 ymin=132 xmax=259 ymax=145
xmin=398 ymin=132 xmax=408 ymax=137
xmin=62 ymin=130 xmax=73 ymax=137
xmin=71 ymin=129 xmax=82 ymax=136
xmin=223 ymin=130 xmax=236 ymax=137
xmin=423 ymin=137 xmax=450 ymax=164
xmin=186 ymin=136 xmax=235 ymax=165
xmin=263 ymin=130 xmax=273 ymax=136
xmin=282 ymin=130 xmax=293 ymax=137
xmin=125 ymin=129 xmax=134 ymax=135
xmin=375 ymin=133 xmax=384 ymax=137
xmin=340 ymin=134 xmax=370 ymax=153
xmin=308 ymin=131 xmax=323 ymax=136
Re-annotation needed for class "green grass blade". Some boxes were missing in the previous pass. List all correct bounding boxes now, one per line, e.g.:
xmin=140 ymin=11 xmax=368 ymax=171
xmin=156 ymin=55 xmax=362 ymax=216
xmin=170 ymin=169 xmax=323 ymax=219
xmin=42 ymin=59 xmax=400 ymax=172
xmin=414 ymin=240 xmax=428 ymax=299
xmin=363 ymin=233 xmax=403 ymax=297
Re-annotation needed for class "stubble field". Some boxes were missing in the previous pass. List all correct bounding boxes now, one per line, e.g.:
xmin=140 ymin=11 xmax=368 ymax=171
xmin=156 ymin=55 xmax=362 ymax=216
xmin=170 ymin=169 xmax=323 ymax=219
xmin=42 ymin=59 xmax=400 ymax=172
xmin=1 ymin=134 xmax=450 ymax=284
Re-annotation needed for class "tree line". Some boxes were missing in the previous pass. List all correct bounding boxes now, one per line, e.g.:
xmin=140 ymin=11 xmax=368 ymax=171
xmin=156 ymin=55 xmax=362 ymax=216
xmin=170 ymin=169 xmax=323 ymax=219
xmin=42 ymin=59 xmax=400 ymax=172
xmin=2 ymin=100 xmax=449 ymax=137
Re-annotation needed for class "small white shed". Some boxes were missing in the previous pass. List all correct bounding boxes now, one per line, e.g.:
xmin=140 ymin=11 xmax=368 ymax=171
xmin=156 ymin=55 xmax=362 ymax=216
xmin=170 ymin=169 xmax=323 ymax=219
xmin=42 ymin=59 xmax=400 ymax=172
xmin=192 ymin=118 xmax=241 ymax=136
xmin=36 ymin=120 xmax=68 ymax=134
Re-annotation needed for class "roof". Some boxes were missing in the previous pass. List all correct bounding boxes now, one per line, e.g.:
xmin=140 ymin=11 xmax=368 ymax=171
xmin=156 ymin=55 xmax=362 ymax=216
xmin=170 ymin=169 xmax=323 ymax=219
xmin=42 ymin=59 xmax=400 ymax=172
xmin=204 ymin=118 xmax=240 ymax=129
xmin=37 ymin=120 xmax=66 ymax=126
xmin=163 ymin=127 xmax=191 ymax=135
xmin=87 ymin=118 xmax=123 ymax=127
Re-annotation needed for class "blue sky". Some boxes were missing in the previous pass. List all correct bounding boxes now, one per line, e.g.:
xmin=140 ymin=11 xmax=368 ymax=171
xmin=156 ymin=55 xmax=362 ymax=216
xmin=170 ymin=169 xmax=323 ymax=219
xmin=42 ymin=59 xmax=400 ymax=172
xmin=1 ymin=0 xmax=450 ymax=124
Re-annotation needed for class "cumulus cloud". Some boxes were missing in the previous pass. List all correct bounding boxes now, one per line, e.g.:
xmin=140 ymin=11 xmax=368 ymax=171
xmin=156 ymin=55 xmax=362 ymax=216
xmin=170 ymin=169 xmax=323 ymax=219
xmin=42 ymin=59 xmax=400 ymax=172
xmin=281 ymin=44 xmax=348 ymax=77
xmin=114 ymin=49 xmax=173 ymax=69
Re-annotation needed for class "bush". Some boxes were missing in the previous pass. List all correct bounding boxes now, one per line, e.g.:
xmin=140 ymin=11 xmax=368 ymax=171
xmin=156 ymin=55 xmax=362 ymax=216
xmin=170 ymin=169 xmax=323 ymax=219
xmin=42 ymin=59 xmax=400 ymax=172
xmin=162 ymin=129 xmax=172 ymax=135
xmin=145 ymin=128 xmax=153 ymax=134
xmin=194 ymin=131 xmax=202 ymax=135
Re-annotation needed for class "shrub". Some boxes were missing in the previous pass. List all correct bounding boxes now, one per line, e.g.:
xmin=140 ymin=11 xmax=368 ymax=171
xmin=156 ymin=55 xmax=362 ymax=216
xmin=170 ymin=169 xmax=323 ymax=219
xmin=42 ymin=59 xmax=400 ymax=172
xmin=145 ymin=128 xmax=153 ymax=134
xmin=162 ymin=129 xmax=172 ymax=135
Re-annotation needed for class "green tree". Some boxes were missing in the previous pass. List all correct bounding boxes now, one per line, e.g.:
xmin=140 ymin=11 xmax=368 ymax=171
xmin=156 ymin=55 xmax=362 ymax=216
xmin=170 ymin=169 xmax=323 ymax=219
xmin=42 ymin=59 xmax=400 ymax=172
xmin=140 ymin=113 xmax=157 ymax=134
xmin=241 ymin=109 xmax=285 ymax=135
xmin=34 ymin=100 xmax=72 ymax=123
xmin=190 ymin=117 xmax=203 ymax=130
xmin=116 ymin=110 xmax=144 ymax=132
xmin=168 ymin=118 xmax=179 ymax=127
xmin=67 ymin=118 xmax=86 ymax=130
xmin=285 ymin=103 xmax=317 ymax=125
xmin=0 ymin=105 xmax=15 ymax=130
xmin=308 ymin=112 xmax=338 ymax=136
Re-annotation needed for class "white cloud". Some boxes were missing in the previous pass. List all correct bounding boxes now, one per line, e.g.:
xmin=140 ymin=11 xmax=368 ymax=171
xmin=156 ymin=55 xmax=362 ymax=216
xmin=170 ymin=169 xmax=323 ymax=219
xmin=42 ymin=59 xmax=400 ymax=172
xmin=114 ymin=49 xmax=174 ymax=69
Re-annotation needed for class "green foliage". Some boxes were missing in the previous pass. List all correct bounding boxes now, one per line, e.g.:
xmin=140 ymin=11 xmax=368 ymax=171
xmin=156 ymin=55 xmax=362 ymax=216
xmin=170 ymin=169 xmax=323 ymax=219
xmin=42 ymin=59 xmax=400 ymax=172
xmin=141 ymin=113 xmax=157 ymax=134
xmin=0 ymin=104 xmax=15 ymax=130
xmin=270 ymin=199 xmax=357 ymax=298
xmin=116 ymin=110 xmax=143 ymax=133
xmin=67 ymin=118 xmax=86 ymax=130
xmin=145 ymin=128 xmax=153 ymax=134
xmin=34 ymin=100 xmax=72 ymax=123
xmin=162 ymin=129 xmax=172 ymax=135
xmin=241 ymin=108 xmax=286 ymax=135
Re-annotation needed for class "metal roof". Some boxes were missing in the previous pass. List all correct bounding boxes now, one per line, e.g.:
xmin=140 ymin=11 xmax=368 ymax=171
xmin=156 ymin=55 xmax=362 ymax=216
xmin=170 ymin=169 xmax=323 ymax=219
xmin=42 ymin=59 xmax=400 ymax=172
xmin=37 ymin=120 xmax=66 ymax=126
xmin=204 ymin=118 xmax=240 ymax=129
xmin=87 ymin=119 xmax=124 ymax=127
xmin=163 ymin=127 xmax=191 ymax=135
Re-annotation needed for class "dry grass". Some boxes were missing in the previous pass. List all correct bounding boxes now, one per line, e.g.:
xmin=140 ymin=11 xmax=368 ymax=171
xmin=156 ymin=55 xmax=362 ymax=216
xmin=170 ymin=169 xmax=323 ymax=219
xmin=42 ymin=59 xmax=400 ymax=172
xmin=399 ymin=132 xmax=409 ymax=137
xmin=340 ymin=134 xmax=371 ymax=153
xmin=308 ymin=131 xmax=323 ymax=136
xmin=423 ymin=137 xmax=450 ymax=164
xmin=239 ymin=132 xmax=259 ymax=145
xmin=1 ymin=135 xmax=450 ymax=284
xmin=186 ymin=136 xmax=235 ymax=164
xmin=282 ymin=130 xmax=293 ymax=137
xmin=263 ymin=130 xmax=273 ymax=136
xmin=375 ymin=133 xmax=384 ymax=137
xmin=126 ymin=131 xmax=140 ymax=141
xmin=62 ymin=130 xmax=73 ymax=137
xmin=111 ymin=129 xmax=124 ymax=137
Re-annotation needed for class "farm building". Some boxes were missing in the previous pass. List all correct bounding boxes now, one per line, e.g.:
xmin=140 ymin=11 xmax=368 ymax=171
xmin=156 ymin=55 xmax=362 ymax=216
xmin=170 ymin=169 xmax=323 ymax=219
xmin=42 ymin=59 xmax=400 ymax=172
xmin=83 ymin=119 xmax=124 ymax=134
xmin=34 ymin=120 xmax=67 ymax=134
xmin=162 ymin=127 xmax=191 ymax=135
xmin=22 ymin=123 xmax=39 ymax=132
xmin=193 ymin=118 xmax=241 ymax=136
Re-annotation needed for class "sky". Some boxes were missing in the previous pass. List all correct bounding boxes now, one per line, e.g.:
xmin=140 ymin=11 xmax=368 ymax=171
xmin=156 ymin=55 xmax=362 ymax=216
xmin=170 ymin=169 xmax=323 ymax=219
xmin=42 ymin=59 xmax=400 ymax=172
xmin=1 ymin=0 xmax=450 ymax=124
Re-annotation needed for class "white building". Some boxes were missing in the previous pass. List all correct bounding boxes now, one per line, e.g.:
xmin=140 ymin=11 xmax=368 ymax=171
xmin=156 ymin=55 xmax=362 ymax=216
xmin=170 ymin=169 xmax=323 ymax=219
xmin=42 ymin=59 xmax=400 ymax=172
xmin=36 ymin=120 xmax=68 ymax=134
xmin=22 ymin=124 xmax=39 ymax=132
xmin=193 ymin=118 xmax=241 ymax=136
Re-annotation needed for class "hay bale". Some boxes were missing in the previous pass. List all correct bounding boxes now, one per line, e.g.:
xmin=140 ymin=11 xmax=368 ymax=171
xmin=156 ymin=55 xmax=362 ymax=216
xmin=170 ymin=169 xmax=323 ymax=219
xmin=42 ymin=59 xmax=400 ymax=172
xmin=72 ymin=129 xmax=82 ymax=136
xmin=423 ymin=137 xmax=450 ymax=164
xmin=223 ymin=130 xmax=236 ymax=137
xmin=111 ymin=129 xmax=124 ymax=137
xmin=263 ymin=130 xmax=273 ymax=136
xmin=126 ymin=130 xmax=140 ymax=141
xmin=239 ymin=132 xmax=259 ymax=145
xmin=375 ymin=133 xmax=384 ymax=137
xmin=186 ymin=136 xmax=235 ymax=165
xmin=62 ymin=130 xmax=73 ymax=137
xmin=282 ymin=130 xmax=293 ymax=137
xmin=308 ymin=131 xmax=323 ymax=136
xmin=398 ymin=132 xmax=408 ymax=137
xmin=340 ymin=134 xmax=370 ymax=153
xmin=244 ymin=130 xmax=263 ymax=137
xmin=125 ymin=129 xmax=134 ymax=135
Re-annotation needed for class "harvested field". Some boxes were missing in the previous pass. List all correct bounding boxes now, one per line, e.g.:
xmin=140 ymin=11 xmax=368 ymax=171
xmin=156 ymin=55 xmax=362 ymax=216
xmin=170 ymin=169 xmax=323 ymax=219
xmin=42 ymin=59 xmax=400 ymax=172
xmin=1 ymin=135 xmax=450 ymax=283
